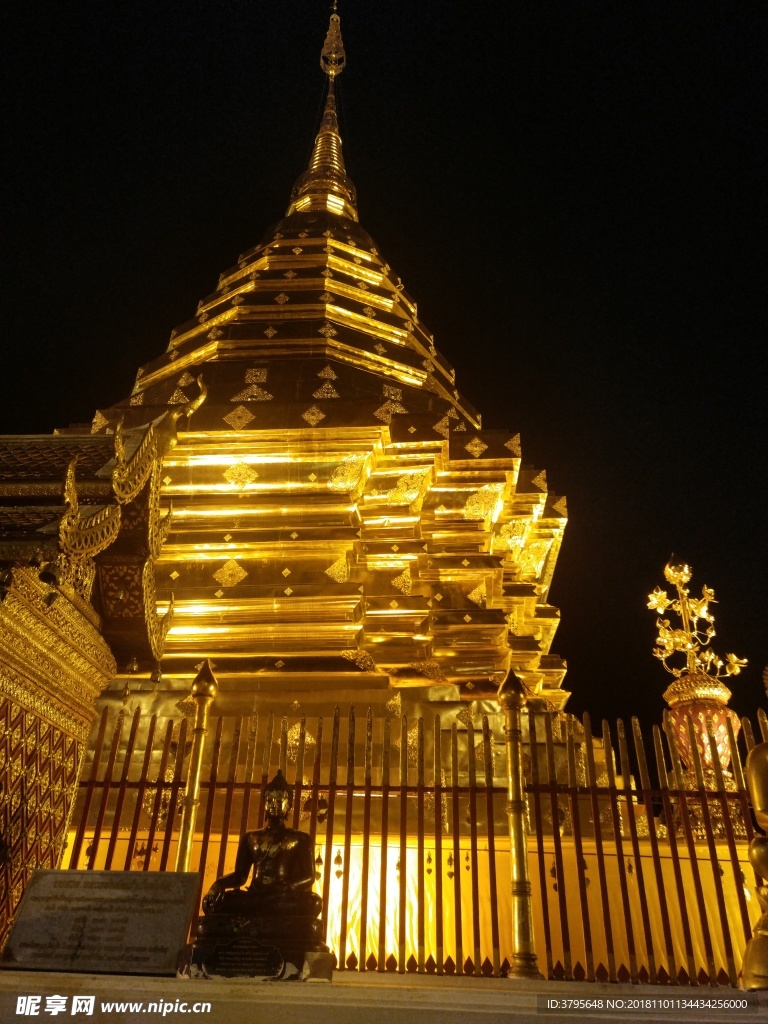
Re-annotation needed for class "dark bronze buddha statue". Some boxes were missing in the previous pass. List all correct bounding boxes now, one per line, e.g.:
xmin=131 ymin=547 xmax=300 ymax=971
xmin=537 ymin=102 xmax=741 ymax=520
xmin=192 ymin=771 xmax=331 ymax=979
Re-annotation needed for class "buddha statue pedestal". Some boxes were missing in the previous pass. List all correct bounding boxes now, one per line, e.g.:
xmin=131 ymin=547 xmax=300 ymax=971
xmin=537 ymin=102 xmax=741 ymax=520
xmin=189 ymin=772 xmax=334 ymax=981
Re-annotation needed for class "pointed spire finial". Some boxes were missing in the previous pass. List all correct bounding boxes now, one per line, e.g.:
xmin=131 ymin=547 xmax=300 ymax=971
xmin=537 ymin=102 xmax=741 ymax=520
xmin=321 ymin=9 xmax=346 ymax=78
xmin=287 ymin=8 xmax=358 ymax=220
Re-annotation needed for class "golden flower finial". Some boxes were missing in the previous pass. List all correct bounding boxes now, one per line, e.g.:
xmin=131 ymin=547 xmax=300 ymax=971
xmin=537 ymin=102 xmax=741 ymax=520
xmin=648 ymin=561 xmax=747 ymax=680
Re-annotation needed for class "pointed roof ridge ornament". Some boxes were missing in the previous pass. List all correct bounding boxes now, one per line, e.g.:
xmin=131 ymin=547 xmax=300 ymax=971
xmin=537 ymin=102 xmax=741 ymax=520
xmin=287 ymin=8 xmax=358 ymax=221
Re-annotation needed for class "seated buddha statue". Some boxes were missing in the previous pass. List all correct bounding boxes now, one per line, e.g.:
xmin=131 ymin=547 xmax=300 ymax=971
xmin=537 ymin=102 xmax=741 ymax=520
xmin=193 ymin=770 xmax=328 ymax=976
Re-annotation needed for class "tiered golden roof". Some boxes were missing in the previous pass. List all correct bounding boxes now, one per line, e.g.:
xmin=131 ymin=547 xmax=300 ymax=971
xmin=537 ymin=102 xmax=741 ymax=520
xmin=10 ymin=12 xmax=568 ymax=713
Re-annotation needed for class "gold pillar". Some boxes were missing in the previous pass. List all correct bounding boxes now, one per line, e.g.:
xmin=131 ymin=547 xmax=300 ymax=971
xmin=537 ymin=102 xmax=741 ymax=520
xmin=740 ymin=738 xmax=768 ymax=989
xmin=175 ymin=660 xmax=218 ymax=873
xmin=498 ymin=672 xmax=543 ymax=980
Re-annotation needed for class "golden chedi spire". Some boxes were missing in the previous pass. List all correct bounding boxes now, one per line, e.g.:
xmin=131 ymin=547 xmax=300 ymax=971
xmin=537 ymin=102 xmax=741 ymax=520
xmin=288 ymin=10 xmax=358 ymax=221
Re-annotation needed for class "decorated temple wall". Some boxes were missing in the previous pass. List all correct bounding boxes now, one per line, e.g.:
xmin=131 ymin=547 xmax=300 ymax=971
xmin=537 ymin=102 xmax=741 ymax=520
xmin=0 ymin=566 xmax=116 ymax=946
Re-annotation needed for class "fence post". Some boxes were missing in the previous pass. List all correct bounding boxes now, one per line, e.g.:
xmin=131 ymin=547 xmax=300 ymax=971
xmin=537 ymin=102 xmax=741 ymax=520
xmin=498 ymin=672 xmax=543 ymax=980
xmin=175 ymin=660 xmax=218 ymax=872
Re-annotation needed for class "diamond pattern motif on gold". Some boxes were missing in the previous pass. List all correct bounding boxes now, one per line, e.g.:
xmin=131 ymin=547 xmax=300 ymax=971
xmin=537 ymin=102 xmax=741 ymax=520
xmin=264 ymin=326 xmax=277 ymax=338
xmin=169 ymin=570 xmax=180 ymax=581
xmin=292 ymin=246 xmax=303 ymax=254
xmin=214 ymin=589 xmax=224 ymax=598
xmin=245 ymin=368 xmax=267 ymax=383
xmin=374 ymin=343 xmax=386 ymax=355
xmin=302 ymin=405 xmax=325 ymax=427
xmin=224 ymin=463 xmax=259 ymax=488
xmin=284 ymin=270 xmax=297 ymax=279
xmin=319 ymin=292 xmax=333 ymax=302
xmin=275 ymin=293 xmax=289 ymax=304
xmin=318 ymin=322 xmax=337 ymax=338
xmin=504 ymin=433 xmax=522 ymax=456
xmin=432 ymin=416 xmax=450 ymax=438
xmin=308 ymin=473 xmax=318 ymax=482
xmin=230 ymin=384 xmax=273 ymax=402
xmin=463 ymin=614 xmax=472 ymax=623
xmin=389 ymin=599 xmax=399 ymax=609
xmin=325 ymin=555 xmax=349 ymax=582
xmin=363 ymin=305 xmax=376 ymax=318
xmin=464 ymin=437 xmax=488 ymax=458
xmin=313 ymin=381 xmax=339 ymax=399
xmin=282 ymin=568 xmax=291 ymax=577
xmin=318 ymin=365 xmax=337 ymax=380
xmin=223 ymin=405 xmax=255 ymax=430
xmin=213 ymin=559 xmax=248 ymax=588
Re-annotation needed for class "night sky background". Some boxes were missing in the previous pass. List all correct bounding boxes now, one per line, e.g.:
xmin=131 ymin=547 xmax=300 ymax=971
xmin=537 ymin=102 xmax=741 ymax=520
xmin=2 ymin=1 xmax=766 ymax=730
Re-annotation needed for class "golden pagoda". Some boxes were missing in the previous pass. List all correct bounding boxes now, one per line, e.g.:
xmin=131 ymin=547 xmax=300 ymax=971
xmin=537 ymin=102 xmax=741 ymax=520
xmin=0 ymin=9 xmax=566 ymax=961
xmin=82 ymin=11 xmax=568 ymax=722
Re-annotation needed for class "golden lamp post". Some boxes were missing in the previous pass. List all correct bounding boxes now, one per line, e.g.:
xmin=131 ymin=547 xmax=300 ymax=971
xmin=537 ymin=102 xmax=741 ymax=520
xmin=498 ymin=671 xmax=543 ymax=980
xmin=648 ymin=562 xmax=747 ymax=778
xmin=175 ymin=659 xmax=218 ymax=873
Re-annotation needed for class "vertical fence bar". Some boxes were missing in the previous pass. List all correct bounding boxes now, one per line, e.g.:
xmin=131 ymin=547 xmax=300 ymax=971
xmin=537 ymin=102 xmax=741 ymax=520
xmin=467 ymin=719 xmax=482 ymax=975
xmin=602 ymin=718 xmax=637 ymax=981
xmin=338 ymin=707 xmax=356 ymax=970
xmin=321 ymin=707 xmax=341 ymax=944
xmin=257 ymin=713 xmax=275 ymax=828
xmin=416 ymin=717 xmax=426 ymax=973
xmin=706 ymin=721 xmax=753 ymax=952
xmin=528 ymin=709 xmax=553 ymax=979
xmin=142 ymin=720 xmax=175 ymax=871
xmin=450 ymin=722 xmax=464 ymax=974
xmin=308 ymin=716 xmax=324 ymax=853
xmin=662 ymin=717 xmax=717 ymax=983
xmin=617 ymin=718 xmax=656 ymax=982
xmin=104 ymin=707 xmax=141 ymax=871
xmin=122 ymin=715 xmax=157 ymax=871
xmin=238 ymin=714 xmax=259 ymax=837
xmin=190 ymin=716 xmax=223 ymax=935
xmin=434 ymin=716 xmax=444 ymax=976
xmin=545 ymin=712 xmax=572 ymax=978
xmin=291 ymin=717 xmax=306 ymax=831
xmin=566 ymin=716 xmax=594 ymax=981
xmin=359 ymin=708 xmax=374 ymax=972
xmin=279 ymin=717 xmax=288 ymax=777
xmin=583 ymin=712 xmax=616 ymax=981
xmin=68 ymin=708 xmax=109 ymax=869
xmin=683 ymin=716 xmax=736 ymax=985
xmin=398 ymin=715 xmax=408 ymax=972
xmin=215 ymin=716 xmax=243 ymax=879
xmin=377 ymin=714 xmax=391 ymax=971
xmin=633 ymin=719 xmax=678 ymax=982
xmin=652 ymin=723 xmax=696 ymax=982
xmin=159 ymin=719 xmax=188 ymax=870
xmin=482 ymin=716 xmax=501 ymax=977
xmin=728 ymin=717 xmax=760 ymax=888
xmin=87 ymin=712 xmax=125 ymax=869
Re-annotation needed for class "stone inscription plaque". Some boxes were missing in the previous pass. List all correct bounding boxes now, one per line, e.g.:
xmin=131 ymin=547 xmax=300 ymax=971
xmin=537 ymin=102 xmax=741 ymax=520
xmin=202 ymin=937 xmax=283 ymax=979
xmin=1 ymin=870 xmax=199 ymax=975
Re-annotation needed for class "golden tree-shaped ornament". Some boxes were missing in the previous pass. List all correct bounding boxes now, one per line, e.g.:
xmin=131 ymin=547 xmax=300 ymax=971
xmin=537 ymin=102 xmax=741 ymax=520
xmin=648 ymin=562 xmax=747 ymax=777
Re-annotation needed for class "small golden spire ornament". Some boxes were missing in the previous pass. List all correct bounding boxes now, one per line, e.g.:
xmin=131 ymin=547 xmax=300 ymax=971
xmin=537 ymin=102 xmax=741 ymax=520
xmin=648 ymin=561 xmax=747 ymax=776
xmin=320 ymin=9 xmax=346 ymax=78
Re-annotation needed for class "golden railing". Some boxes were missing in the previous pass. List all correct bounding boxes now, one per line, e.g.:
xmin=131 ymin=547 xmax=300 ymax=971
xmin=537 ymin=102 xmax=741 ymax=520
xmin=65 ymin=705 xmax=767 ymax=984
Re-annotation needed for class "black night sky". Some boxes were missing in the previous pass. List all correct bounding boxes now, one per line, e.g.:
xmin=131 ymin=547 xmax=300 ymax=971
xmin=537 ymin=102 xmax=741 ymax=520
xmin=2 ymin=1 xmax=766 ymax=729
